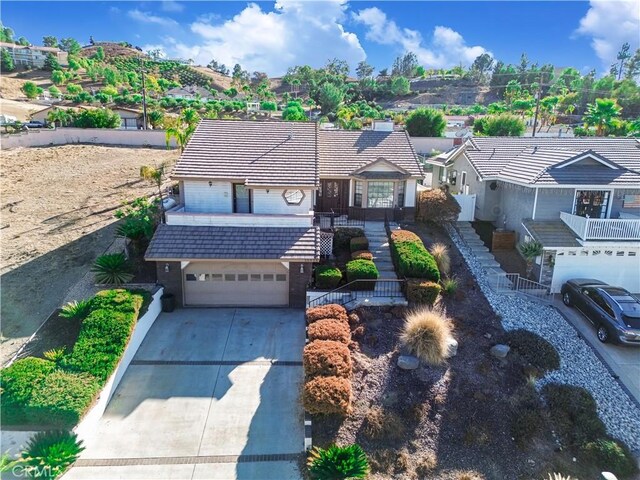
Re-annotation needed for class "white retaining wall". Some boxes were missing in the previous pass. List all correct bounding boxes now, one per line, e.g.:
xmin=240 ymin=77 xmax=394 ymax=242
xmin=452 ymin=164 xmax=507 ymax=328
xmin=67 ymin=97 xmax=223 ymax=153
xmin=1 ymin=128 xmax=178 ymax=149
xmin=410 ymin=136 xmax=455 ymax=154
xmin=75 ymin=287 xmax=164 ymax=440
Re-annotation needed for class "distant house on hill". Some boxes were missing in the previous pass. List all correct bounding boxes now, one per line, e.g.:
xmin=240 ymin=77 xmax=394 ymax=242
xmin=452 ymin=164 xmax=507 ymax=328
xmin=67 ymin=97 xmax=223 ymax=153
xmin=0 ymin=42 xmax=68 ymax=69
xmin=165 ymin=86 xmax=216 ymax=102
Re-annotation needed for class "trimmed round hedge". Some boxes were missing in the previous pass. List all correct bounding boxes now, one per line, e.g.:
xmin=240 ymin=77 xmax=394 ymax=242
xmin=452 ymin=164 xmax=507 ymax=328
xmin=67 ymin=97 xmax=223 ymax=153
xmin=306 ymin=304 xmax=348 ymax=324
xmin=303 ymin=376 xmax=352 ymax=415
xmin=314 ymin=265 xmax=343 ymax=289
xmin=303 ymin=340 xmax=352 ymax=378
xmin=345 ymin=259 xmax=379 ymax=289
xmin=308 ymin=319 xmax=351 ymax=344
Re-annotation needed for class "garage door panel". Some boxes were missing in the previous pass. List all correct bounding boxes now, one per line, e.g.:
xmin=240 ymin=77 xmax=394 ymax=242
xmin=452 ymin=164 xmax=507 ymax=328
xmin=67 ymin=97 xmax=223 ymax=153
xmin=552 ymin=249 xmax=640 ymax=293
xmin=185 ymin=262 xmax=289 ymax=306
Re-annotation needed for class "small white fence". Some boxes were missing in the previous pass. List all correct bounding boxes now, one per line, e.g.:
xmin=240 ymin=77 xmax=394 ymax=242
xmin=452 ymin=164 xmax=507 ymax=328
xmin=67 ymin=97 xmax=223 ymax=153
xmin=453 ymin=194 xmax=476 ymax=222
xmin=1 ymin=127 xmax=178 ymax=149
xmin=487 ymin=272 xmax=552 ymax=304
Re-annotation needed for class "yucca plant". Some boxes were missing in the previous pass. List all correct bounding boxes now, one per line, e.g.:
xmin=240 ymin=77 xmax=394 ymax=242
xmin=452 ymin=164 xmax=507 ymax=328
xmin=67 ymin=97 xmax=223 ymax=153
xmin=518 ymin=240 xmax=543 ymax=278
xmin=59 ymin=299 xmax=92 ymax=320
xmin=21 ymin=430 xmax=84 ymax=479
xmin=43 ymin=347 xmax=66 ymax=364
xmin=545 ymin=474 xmax=574 ymax=480
xmin=307 ymin=444 xmax=369 ymax=480
xmin=91 ymin=253 xmax=133 ymax=286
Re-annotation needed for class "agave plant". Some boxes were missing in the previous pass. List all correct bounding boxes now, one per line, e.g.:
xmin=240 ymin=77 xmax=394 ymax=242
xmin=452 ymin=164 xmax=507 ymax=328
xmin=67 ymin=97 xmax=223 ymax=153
xmin=307 ymin=444 xmax=369 ymax=480
xmin=91 ymin=253 xmax=133 ymax=286
xmin=43 ymin=347 xmax=66 ymax=364
xmin=518 ymin=240 xmax=543 ymax=278
xmin=59 ymin=299 xmax=92 ymax=320
xmin=22 ymin=430 xmax=84 ymax=479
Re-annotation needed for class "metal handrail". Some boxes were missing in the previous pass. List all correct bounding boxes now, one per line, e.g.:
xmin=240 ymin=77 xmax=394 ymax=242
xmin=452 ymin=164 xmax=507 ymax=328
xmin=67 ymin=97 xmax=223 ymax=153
xmin=486 ymin=272 xmax=552 ymax=304
xmin=307 ymin=279 xmax=406 ymax=307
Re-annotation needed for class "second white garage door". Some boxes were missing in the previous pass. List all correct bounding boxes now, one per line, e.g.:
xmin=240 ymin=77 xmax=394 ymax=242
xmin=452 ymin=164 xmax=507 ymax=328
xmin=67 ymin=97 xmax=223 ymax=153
xmin=184 ymin=261 xmax=289 ymax=306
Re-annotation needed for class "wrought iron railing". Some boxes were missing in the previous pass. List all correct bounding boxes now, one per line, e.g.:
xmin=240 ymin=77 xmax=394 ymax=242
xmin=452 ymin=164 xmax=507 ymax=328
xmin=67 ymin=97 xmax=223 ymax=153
xmin=487 ymin=272 xmax=552 ymax=304
xmin=307 ymin=279 xmax=406 ymax=308
xmin=314 ymin=209 xmax=365 ymax=228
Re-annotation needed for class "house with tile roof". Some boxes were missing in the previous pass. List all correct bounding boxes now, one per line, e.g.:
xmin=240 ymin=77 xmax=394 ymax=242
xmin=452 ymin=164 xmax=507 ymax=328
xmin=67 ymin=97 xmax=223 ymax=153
xmin=146 ymin=119 xmax=423 ymax=307
xmin=0 ymin=42 xmax=68 ymax=68
xmin=426 ymin=137 xmax=640 ymax=293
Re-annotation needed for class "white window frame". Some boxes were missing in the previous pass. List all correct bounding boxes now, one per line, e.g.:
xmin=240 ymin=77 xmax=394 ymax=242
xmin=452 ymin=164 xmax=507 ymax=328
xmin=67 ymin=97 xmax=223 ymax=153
xmin=572 ymin=188 xmax=613 ymax=219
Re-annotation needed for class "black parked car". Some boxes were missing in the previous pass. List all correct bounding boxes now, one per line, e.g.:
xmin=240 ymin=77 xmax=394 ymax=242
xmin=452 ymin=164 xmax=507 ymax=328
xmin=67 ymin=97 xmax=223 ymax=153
xmin=24 ymin=120 xmax=45 ymax=129
xmin=561 ymin=279 xmax=640 ymax=345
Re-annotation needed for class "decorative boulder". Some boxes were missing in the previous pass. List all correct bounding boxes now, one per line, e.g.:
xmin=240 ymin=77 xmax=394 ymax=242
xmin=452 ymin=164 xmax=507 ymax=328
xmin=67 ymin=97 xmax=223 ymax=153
xmin=445 ymin=337 xmax=458 ymax=358
xmin=397 ymin=355 xmax=420 ymax=370
xmin=490 ymin=344 xmax=511 ymax=359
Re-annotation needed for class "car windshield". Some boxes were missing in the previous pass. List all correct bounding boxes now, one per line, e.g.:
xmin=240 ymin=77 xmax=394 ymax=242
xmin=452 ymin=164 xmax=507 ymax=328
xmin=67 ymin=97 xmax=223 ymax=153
xmin=618 ymin=301 xmax=640 ymax=328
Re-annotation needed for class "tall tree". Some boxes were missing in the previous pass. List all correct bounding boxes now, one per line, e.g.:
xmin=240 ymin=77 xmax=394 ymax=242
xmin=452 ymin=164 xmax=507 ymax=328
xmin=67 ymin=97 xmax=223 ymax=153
xmin=355 ymin=61 xmax=374 ymax=80
xmin=317 ymin=82 xmax=344 ymax=114
xmin=1 ymin=48 xmax=14 ymax=72
xmin=391 ymin=52 xmax=418 ymax=77
xmin=584 ymin=98 xmax=622 ymax=136
xmin=0 ymin=23 xmax=14 ymax=43
xmin=43 ymin=53 xmax=60 ymax=71
xmin=208 ymin=59 xmax=229 ymax=76
xmin=59 ymin=38 xmax=81 ymax=55
xmin=405 ymin=108 xmax=446 ymax=137
xmin=470 ymin=53 xmax=494 ymax=83
xmin=42 ymin=36 xmax=58 ymax=48
xmin=615 ymin=42 xmax=631 ymax=80
xmin=624 ymin=48 xmax=640 ymax=80
xmin=16 ymin=36 xmax=29 ymax=46
xmin=324 ymin=58 xmax=349 ymax=77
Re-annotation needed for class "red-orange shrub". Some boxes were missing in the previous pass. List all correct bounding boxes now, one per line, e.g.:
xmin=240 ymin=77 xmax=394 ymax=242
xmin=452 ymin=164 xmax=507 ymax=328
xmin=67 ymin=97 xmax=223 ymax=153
xmin=303 ymin=376 xmax=352 ymax=415
xmin=306 ymin=304 xmax=348 ymax=324
xmin=308 ymin=319 xmax=351 ymax=344
xmin=351 ymin=250 xmax=374 ymax=261
xmin=303 ymin=340 xmax=352 ymax=378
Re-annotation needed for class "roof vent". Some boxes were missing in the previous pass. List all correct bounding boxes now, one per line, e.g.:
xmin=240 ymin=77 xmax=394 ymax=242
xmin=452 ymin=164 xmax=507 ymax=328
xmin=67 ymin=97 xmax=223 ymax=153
xmin=533 ymin=146 xmax=538 ymax=153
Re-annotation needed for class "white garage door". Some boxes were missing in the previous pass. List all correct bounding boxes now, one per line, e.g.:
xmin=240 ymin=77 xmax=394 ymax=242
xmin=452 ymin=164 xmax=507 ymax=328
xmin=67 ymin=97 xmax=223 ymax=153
xmin=184 ymin=262 xmax=289 ymax=306
xmin=551 ymin=248 xmax=640 ymax=293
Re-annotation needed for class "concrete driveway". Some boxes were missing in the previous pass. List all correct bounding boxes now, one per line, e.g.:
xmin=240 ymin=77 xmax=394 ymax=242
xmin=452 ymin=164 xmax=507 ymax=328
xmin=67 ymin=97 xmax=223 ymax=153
xmin=66 ymin=308 xmax=306 ymax=480
xmin=555 ymin=299 xmax=640 ymax=405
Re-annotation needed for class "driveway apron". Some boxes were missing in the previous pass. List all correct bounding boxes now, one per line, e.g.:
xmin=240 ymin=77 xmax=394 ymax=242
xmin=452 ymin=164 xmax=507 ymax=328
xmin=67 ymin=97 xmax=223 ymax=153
xmin=65 ymin=308 xmax=306 ymax=480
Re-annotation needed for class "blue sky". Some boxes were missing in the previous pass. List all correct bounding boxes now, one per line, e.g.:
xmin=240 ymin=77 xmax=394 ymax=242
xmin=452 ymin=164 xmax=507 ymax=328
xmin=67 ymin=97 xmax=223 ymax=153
xmin=2 ymin=1 xmax=639 ymax=76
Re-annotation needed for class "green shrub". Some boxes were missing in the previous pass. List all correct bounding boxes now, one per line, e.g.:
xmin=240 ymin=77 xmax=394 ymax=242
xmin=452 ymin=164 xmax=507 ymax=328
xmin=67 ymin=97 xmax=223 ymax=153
xmin=0 ymin=358 xmax=56 ymax=424
xmin=505 ymin=329 xmax=560 ymax=374
xmin=63 ymin=290 xmax=143 ymax=382
xmin=28 ymin=371 xmax=100 ymax=427
xmin=542 ymin=383 xmax=606 ymax=448
xmin=91 ymin=253 xmax=133 ymax=286
xmin=315 ymin=265 xmax=343 ymax=289
xmin=333 ymin=228 xmax=364 ymax=253
xmin=406 ymin=279 xmax=441 ymax=305
xmin=307 ymin=444 xmax=369 ymax=480
xmin=350 ymin=236 xmax=369 ymax=253
xmin=345 ymin=259 xmax=378 ymax=289
xmin=43 ymin=348 xmax=66 ymax=364
xmin=582 ymin=438 xmax=638 ymax=477
xmin=390 ymin=239 xmax=440 ymax=282
xmin=441 ymin=277 xmax=458 ymax=296
xmin=59 ymin=299 xmax=92 ymax=320
xmin=22 ymin=430 xmax=84 ymax=479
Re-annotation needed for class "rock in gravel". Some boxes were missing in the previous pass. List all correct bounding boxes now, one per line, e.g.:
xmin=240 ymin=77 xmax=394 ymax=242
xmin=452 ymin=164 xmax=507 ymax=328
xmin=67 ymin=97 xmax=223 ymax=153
xmin=397 ymin=355 xmax=420 ymax=370
xmin=490 ymin=344 xmax=510 ymax=359
xmin=445 ymin=337 xmax=458 ymax=358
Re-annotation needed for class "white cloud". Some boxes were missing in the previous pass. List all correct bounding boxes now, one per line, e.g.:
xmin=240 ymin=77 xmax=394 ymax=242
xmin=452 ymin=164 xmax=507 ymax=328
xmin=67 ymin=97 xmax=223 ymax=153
xmin=161 ymin=1 xmax=184 ymax=13
xmin=352 ymin=7 xmax=490 ymax=69
xmin=127 ymin=9 xmax=179 ymax=28
xmin=158 ymin=0 xmax=365 ymax=75
xmin=576 ymin=0 xmax=640 ymax=69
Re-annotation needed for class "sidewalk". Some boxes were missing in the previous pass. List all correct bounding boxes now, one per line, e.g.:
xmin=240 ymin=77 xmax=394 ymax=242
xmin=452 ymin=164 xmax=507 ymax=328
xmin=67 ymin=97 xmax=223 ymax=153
xmin=553 ymin=296 xmax=640 ymax=406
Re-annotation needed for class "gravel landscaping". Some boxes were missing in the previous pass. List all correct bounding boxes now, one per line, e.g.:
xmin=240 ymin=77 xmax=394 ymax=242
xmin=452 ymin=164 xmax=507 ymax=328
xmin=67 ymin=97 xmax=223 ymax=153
xmin=446 ymin=224 xmax=640 ymax=452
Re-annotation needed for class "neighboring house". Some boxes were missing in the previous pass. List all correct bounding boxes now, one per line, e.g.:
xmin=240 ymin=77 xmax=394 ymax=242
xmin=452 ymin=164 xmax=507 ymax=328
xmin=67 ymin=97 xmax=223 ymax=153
xmin=30 ymin=105 xmax=90 ymax=125
xmin=165 ymin=86 xmax=216 ymax=102
xmin=109 ymin=107 xmax=143 ymax=130
xmin=0 ymin=42 xmax=68 ymax=68
xmin=426 ymin=137 xmax=640 ymax=293
xmin=145 ymin=119 xmax=423 ymax=307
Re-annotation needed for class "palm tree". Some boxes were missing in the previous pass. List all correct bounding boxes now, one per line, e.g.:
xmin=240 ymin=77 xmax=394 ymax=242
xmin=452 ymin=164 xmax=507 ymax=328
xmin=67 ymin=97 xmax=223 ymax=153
xmin=166 ymin=123 xmax=197 ymax=153
xmin=584 ymin=98 xmax=622 ymax=136
xmin=46 ymin=107 xmax=72 ymax=127
xmin=519 ymin=240 xmax=543 ymax=278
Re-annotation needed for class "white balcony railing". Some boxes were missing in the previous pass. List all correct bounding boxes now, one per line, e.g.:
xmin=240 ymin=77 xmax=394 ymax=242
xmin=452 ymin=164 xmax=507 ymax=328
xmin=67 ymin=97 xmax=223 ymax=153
xmin=165 ymin=206 xmax=314 ymax=228
xmin=560 ymin=211 xmax=640 ymax=241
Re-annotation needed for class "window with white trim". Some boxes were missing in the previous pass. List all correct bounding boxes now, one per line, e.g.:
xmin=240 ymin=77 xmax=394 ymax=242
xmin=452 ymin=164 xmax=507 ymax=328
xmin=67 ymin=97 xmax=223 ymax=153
xmin=354 ymin=181 xmax=363 ymax=207
xmin=367 ymin=181 xmax=394 ymax=208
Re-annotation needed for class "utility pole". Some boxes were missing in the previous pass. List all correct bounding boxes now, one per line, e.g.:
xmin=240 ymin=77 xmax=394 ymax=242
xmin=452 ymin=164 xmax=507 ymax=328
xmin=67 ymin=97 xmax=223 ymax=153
xmin=135 ymin=46 xmax=148 ymax=130
xmin=531 ymin=75 xmax=542 ymax=138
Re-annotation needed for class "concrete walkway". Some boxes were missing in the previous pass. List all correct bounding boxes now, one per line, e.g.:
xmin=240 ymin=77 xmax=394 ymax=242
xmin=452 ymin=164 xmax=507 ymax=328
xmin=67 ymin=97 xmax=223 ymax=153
xmin=66 ymin=308 xmax=305 ymax=480
xmin=363 ymin=221 xmax=405 ymax=301
xmin=554 ymin=298 xmax=640 ymax=405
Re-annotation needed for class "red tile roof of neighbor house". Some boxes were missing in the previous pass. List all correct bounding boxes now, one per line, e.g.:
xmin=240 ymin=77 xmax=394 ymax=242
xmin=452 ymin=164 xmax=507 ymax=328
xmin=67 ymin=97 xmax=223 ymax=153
xmin=145 ymin=225 xmax=320 ymax=261
xmin=171 ymin=119 xmax=422 ymax=186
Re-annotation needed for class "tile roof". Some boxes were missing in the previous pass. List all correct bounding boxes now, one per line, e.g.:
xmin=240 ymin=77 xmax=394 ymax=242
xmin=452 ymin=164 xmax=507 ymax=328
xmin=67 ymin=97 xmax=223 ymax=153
xmin=523 ymin=220 xmax=581 ymax=248
xmin=318 ymin=129 xmax=422 ymax=177
xmin=458 ymin=137 xmax=640 ymax=186
xmin=145 ymin=224 xmax=320 ymax=261
xmin=173 ymin=120 xmax=319 ymax=187
xmin=0 ymin=42 xmax=62 ymax=53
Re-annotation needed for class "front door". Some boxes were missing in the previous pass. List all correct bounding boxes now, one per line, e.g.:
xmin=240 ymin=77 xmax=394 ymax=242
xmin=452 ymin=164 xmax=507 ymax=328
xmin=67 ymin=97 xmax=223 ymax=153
xmin=233 ymin=184 xmax=251 ymax=213
xmin=317 ymin=179 xmax=348 ymax=214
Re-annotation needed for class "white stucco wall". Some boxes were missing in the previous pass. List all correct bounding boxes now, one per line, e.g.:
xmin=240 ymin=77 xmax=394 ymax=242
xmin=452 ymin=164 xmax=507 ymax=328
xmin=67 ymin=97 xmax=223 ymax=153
xmin=1 ymin=128 xmax=178 ymax=149
xmin=183 ymin=181 xmax=232 ymax=213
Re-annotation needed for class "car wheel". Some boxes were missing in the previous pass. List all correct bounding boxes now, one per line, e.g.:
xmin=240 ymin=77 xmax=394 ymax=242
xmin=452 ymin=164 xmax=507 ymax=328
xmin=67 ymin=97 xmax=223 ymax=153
xmin=562 ymin=292 xmax=572 ymax=306
xmin=597 ymin=325 xmax=609 ymax=343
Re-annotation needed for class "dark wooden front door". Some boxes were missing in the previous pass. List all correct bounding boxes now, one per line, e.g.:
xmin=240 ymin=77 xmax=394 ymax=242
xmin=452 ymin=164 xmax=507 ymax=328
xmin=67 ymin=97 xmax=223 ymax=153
xmin=317 ymin=179 xmax=349 ymax=214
